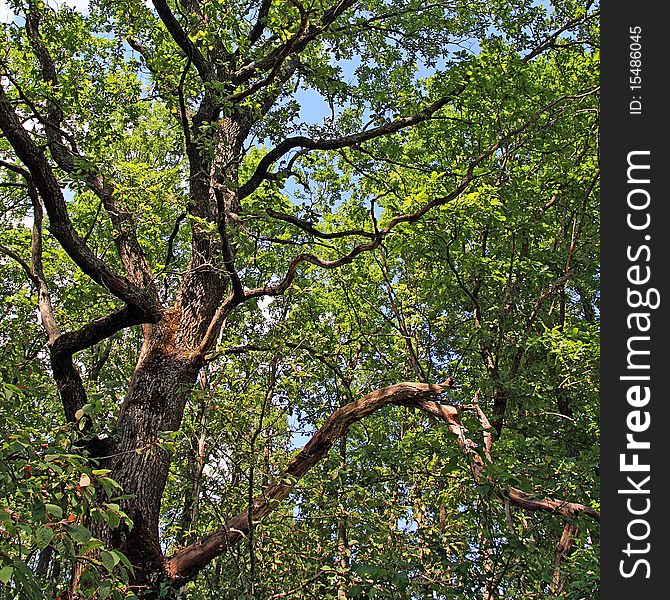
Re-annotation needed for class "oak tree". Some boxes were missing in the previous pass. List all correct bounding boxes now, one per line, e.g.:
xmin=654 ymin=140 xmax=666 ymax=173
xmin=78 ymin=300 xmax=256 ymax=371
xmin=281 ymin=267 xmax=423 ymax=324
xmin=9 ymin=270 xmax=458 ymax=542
xmin=0 ymin=0 xmax=599 ymax=597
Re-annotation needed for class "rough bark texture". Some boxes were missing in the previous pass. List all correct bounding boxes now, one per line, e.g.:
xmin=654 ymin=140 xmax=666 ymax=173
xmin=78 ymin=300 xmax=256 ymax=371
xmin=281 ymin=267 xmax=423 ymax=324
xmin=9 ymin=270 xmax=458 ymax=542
xmin=111 ymin=346 xmax=200 ymax=584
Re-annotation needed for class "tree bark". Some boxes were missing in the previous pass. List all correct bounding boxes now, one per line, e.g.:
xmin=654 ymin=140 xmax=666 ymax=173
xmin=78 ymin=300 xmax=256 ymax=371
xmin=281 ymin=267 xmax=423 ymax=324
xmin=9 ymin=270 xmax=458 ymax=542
xmin=550 ymin=522 xmax=579 ymax=595
xmin=103 ymin=317 xmax=202 ymax=588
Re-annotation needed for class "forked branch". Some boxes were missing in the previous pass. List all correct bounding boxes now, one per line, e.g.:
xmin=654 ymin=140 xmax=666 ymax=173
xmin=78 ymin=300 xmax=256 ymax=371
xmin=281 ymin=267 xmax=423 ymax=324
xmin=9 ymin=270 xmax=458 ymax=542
xmin=24 ymin=3 xmax=158 ymax=293
xmin=0 ymin=86 xmax=159 ymax=318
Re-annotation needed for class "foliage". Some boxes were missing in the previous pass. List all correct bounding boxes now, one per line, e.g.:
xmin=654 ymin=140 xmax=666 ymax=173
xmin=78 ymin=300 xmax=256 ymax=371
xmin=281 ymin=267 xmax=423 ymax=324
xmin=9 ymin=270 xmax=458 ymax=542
xmin=0 ymin=382 xmax=135 ymax=599
xmin=0 ymin=0 xmax=599 ymax=597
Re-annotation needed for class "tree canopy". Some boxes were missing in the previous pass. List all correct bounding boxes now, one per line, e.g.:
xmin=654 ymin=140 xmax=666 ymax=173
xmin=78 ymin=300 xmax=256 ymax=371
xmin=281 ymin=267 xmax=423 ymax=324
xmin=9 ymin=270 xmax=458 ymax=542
xmin=0 ymin=0 xmax=599 ymax=598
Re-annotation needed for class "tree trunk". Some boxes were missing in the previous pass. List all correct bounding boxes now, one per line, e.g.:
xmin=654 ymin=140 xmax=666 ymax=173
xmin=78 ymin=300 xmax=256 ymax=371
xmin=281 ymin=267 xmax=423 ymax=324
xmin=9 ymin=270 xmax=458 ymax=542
xmin=93 ymin=114 xmax=246 ymax=592
xmin=105 ymin=317 xmax=202 ymax=590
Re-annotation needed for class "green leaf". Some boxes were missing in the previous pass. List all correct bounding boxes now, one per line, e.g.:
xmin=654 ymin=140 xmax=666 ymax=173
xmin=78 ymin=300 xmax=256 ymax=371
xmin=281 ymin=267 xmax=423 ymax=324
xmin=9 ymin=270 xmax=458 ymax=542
xmin=67 ymin=524 xmax=92 ymax=544
xmin=109 ymin=550 xmax=134 ymax=575
xmin=34 ymin=525 xmax=53 ymax=550
xmin=106 ymin=511 xmax=120 ymax=529
xmin=44 ymin=504 xmax=63 ymax=519
xmin=80 ymin=538 xmax=105 ymax=554
xmin=99 ymin=550 xmax=118 ymax=573
xmin=0 ymin=565 xmax=13 ymax=584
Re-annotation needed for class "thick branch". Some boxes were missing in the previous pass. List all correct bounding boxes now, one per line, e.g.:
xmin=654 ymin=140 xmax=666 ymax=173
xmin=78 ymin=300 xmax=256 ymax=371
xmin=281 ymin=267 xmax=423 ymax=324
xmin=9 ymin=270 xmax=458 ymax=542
xmin=247 ymin=0 xmax=273 ymax=47
xmin=440 ymin=396 xmax=600 ymax=522
xmin=28 ymin=184 xmax=88 ymax=422
xmin=151 ymin=0 xmax=213 ymax=80
xmin=4 ymin=184 xmax=151 ymax=420
xmin=29 ymin=186 xmax=61 ymax=344
xmin=167 ymin=382 xmax=445 ymax=583
xmin=167 ymin=383 xmax=598 ymax=584
xmin=550 ymin=522 xmax=579 ymax=594
xmin=506 ymin=488 xmax=599 ymax=521
xmin=51 ymin=306 xmax=149 ymax=358
xmin=0 ymin=158 xmax=31 ymax=179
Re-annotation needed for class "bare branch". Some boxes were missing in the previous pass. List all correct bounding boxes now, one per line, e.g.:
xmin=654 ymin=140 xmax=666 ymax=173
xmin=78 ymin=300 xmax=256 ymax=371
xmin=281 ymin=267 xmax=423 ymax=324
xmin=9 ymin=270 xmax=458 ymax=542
xmin=0 ymin=158 xmax=31 ymax=179
xmin=0 ymin=244 xmax=38 ymax=287
xmin=550 ymin=522 xmax=580 ymax=594
xmin=265 ymin=208 xmax=375 ymax=240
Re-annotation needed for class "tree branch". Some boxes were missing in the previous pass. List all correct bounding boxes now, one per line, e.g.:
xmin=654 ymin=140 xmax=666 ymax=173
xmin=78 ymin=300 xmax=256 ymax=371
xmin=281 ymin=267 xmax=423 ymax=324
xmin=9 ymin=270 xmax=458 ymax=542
xmin=238 ymin=91 xmax=463 ymax=200
xmin=214 ymin=187 xmax=245 ymax=301
xmin=232 ymin=0 xmax=358 ymax=89
xmin=24 ymin=4 xmax=158 ymax=294
xmin=167 ymin=382 xmax=446 ymax=583
xmin=265 ymin=209 xmax=375 ymax=240
xmin=550 ymin=522 xmax=579 ymax=595
xmin=0 ymin=244 xmax=39 ymax=287
xmin=27 ymin=183 xmax=87 ymax=423
xmin=247 ymin=0 xmax=273 ymax=47
xmin=151 ymin=0 xmax=213 ymax=80
xmin=195 ymin=86 xmax=595 ymax=359
xmin=51 ymin=306 xmax=149 ymax=358
xmin=199 ymin=138 xmax=491 ymax=356
xmin=0 ymin=158 xmax=31 ymax=179
xmin=166 ymin=382 xmax=598 ymax=585
xmin=0 ymin=183 xmax=150 ymax=421
xmin=0 ymin=86 xmax=160 ymax=319
xmin=29 ymin=185 xmax=61 ymax=344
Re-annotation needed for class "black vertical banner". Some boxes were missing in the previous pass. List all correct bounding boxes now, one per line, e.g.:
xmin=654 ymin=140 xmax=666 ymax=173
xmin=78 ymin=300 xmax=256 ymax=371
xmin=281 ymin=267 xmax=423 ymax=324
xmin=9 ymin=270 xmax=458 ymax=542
xmin=601 ymin=2 xmax=668 ymax=596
